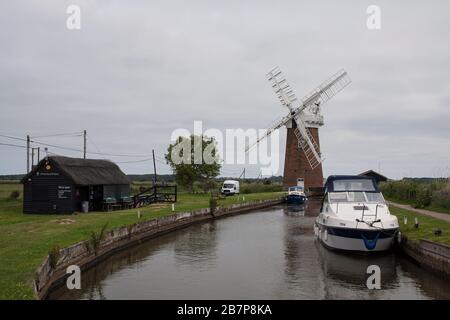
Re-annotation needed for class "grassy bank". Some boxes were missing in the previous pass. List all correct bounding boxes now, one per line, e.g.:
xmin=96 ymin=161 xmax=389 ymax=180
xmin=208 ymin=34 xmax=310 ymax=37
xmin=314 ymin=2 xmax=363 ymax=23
xmin=0 ymin=182 xmax=283 ymax=300
xmin=389 ymin=205 xmax=450 ymax=246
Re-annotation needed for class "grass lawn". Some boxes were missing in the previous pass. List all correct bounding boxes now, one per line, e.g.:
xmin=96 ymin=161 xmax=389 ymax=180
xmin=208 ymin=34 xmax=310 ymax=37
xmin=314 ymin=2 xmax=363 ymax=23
xmin=0 ymin=181 xmax=22 ymax=200
xmin=389 ymin=205 xmax=450 ymax=246
xmin=0 ymin=182 xmax=283 ymax=300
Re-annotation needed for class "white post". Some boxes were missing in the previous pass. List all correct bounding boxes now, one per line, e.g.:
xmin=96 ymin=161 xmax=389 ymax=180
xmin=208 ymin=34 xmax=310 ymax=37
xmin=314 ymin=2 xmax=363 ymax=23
xmin=137 ymin=210 xmax=141 ymax=219
xmin=403 ymin=216 xmax=407 ymax=225
xmin=172 ymin=203 xmax=175 ymax=212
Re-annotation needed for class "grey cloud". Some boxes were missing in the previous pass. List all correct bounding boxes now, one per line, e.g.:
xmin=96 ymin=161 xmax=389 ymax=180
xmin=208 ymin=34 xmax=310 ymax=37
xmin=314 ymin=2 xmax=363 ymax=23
xmin=0 ymin=0 xmax=449 ymax=179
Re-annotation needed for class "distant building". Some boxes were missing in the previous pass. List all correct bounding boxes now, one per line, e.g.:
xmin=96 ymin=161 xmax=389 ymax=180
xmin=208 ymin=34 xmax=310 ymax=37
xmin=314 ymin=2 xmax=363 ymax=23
xmin=21 ymin=156 xmax=131 ymax=214
xmin=358 ymin=170 xmax=388 ymax=185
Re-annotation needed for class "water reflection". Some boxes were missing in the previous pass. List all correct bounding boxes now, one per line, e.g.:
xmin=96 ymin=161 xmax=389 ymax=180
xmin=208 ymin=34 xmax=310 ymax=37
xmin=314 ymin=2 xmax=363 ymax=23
xmin=304 ymin=197 xmax=323 ymax=217
xmin=317 ymin=244 xmax=450 ymax=299
xmin=397 ymin=253 xmax=450 ymax=299
xmin=282 ymin=202 xmax=325 ymax=299
xmin=320 ymin=244 xmax=398 ymax=285
xmin=284 ymin=204 xmax=305 ymax=216
xmin=48 ymin=205 xmax=450 ymax=300
xmin=49 ymin=222 xmax=219 ymax=300
xmin=173 ymin=222 xmax=218 ymax=271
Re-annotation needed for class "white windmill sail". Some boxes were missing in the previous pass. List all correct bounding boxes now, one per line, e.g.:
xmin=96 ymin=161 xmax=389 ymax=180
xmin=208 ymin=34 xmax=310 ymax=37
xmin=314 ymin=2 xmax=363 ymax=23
xmin=248 ymin=67 xmax=351 ymax=170
xmin=266 ymin=66 xmax=298 ymax=110
xmin=293 ymin=115 xmax=322 ymax=170
xmin=245 ymin=114 xmax=292 ymax=153
xmin=299 ymin=69 xmax=351 ymax=111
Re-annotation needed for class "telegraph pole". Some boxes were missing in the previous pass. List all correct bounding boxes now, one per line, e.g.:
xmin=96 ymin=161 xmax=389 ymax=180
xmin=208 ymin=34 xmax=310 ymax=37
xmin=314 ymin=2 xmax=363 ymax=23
xmin=26 ymin=135 xmax=30 ymax=173
xmin=83 ymin=130 xmax=87 ymax=159
xmin=152 ymin=149 xmax=157 ymax=184
xmin=239 ymin=168 xmax=246 ymax=180
xmin=37 ymin=147 xmax=40 ymax=163
xmin=31 ymin=148 xmax=35 ymax=169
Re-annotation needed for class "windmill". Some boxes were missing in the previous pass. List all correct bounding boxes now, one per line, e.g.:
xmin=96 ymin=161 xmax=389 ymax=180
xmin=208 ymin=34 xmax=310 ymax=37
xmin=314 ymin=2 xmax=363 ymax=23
xmin=247 ymin=67 xmax=351 ymax=191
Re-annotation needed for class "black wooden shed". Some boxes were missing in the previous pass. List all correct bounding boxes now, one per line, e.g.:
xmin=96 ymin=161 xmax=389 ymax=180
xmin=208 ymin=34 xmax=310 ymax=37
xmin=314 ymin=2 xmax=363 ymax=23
xmin=21 ymin=156 xmax=131 ymax=214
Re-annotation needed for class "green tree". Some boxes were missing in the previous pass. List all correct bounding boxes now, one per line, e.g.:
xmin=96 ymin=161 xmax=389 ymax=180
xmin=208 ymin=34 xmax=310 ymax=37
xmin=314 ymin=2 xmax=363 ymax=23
xmin=165 ymin=134 xmax=221 ymax=193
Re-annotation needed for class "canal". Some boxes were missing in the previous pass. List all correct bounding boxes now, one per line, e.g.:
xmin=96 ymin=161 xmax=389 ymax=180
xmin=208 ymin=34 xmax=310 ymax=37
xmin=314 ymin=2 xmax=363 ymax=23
xmin=49 ymin=201 xmax=450 ymax=299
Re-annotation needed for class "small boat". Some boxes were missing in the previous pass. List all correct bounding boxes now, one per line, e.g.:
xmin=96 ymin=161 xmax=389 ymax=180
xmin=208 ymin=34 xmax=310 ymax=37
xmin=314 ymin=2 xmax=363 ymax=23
xmin=286 ymin=186 xmax=307 ymax=204
xmin=314 ymin=175 xmax=399 ymax=252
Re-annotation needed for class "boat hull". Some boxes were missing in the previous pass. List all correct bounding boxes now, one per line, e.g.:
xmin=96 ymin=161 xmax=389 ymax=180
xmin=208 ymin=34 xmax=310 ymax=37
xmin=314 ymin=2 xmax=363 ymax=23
xmin=314 ymin=222 xmax=398 ymax=252
xmin=286 ymin=195 xmax=306 ymax=204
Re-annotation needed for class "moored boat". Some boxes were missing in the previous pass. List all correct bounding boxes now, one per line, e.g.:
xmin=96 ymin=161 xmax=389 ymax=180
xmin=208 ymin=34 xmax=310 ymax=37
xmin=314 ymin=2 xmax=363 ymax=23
xmin=314 ymin=175 xmax=399 ymax=252
xmin=286 ymin=186 xmax=307 ymax=204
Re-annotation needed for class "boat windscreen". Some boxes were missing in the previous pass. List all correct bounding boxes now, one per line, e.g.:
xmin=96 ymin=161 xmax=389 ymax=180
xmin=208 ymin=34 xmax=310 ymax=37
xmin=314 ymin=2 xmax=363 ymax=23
xmin=332 ymin=179 xmax=376 ymax=192
xmin=329 ymin=192 xmax=348 ymax=202
xmin=329 ymin=191 xmax=385 ymax=203
xmin=365 ymin=192 xmax=384 ymax=203
xmin=347 ymin=192 xmax=366 ymax=202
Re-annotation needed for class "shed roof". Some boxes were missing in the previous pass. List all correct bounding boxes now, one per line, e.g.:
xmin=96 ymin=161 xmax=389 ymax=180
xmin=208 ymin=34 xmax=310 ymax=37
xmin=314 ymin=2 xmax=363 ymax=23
xmin=22 ymin=156 xmax=130 ymax=186
xmin=359 ymin=170 xmax=388 ymax=180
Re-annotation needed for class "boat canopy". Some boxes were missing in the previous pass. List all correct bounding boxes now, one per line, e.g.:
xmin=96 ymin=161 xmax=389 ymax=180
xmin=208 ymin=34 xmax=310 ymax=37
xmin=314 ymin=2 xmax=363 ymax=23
xmin=288 ymin=186 xmax=304 ymax=191
xmin=324 ymin=175 xmax=379 ymax=193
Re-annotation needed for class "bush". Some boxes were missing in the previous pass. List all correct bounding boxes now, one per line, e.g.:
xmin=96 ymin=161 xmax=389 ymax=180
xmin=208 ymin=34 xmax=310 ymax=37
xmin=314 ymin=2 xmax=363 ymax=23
xmin=431 ymin=189 xmax=450 ymax=209
xmin=240 ymin=182 xmax=282 ymax=194
xmin=85 ymin=223 xmax=108 ymax=256
xmin=48 ymin=246 xmax=61 ymax=270
xmin=380 ymin=179 xmax=450 ymax=211
xmin=380 ymin=180 xmax=420 ymax=202
xmin=209 ymin=197 xmax=218 ymax=214
xmin=9 ymin=191 xmax=20 ymax=199
xmin=414 ymin=187 xmax=432 ymax=208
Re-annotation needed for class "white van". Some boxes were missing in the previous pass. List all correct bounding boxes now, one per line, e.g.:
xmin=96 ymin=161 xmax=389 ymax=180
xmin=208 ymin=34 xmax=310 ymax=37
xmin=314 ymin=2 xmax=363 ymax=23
xmin=221 ymin=180 xmax=240 ymax=196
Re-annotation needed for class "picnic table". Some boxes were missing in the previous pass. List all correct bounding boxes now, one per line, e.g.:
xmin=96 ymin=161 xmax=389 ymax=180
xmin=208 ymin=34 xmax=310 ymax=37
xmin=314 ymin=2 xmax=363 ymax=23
xmin=102 ymin=197 xmax=121 ymax=212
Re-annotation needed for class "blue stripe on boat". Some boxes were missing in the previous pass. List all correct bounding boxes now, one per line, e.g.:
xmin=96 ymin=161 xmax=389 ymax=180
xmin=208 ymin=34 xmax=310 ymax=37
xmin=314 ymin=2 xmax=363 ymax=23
xmin=325 ymin=226 xmax=396 ymax=239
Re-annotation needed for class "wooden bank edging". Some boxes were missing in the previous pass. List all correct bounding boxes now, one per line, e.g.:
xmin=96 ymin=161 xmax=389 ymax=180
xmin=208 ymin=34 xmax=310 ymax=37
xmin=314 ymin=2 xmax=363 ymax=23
xmin=34 ymin=198 xmax=283 ymax=299
xmin=400 ymin=236 xmax=450 ymax=277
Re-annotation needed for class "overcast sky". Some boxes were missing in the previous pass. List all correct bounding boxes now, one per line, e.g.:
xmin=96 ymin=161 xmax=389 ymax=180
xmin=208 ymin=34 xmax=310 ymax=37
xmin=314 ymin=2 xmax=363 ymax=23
xmin=1 ymin=0 xmax=449 ymax=179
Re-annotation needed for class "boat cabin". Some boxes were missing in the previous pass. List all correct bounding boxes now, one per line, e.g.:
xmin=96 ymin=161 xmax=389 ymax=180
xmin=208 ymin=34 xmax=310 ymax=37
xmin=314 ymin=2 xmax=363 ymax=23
xmin=323 ymin=175 xmax=385 ymax=205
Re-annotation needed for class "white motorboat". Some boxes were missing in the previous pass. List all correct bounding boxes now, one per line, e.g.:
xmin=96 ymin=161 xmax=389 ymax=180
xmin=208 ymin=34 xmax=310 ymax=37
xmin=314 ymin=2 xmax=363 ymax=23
xmin=314 ymin=175 xmax=399 ymax=252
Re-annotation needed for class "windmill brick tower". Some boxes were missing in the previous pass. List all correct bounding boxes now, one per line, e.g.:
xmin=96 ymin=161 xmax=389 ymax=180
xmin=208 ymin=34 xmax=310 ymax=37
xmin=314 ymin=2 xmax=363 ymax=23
xmin=284 ymin=126 xmax=323 ymax=190
xmin=247 ymin=67 xmax=351 ymax=193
